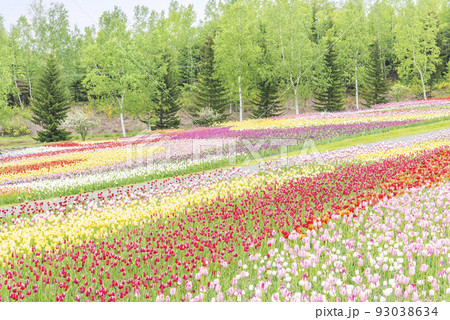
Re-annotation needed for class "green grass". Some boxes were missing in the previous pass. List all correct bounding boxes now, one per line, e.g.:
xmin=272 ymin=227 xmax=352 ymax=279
xmin=0 ymin=136 xmax=42 ymax=149
xmin=257 ymin=119 xmax=450 ymax=163
xmin=316 ymin=119 xmax=450 ymax=152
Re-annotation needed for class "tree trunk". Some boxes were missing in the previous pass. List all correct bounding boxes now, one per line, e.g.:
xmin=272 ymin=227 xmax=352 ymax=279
xmin=290 ymin=74 xmax=299 ymax=114
xmin=27 ymin=51 xmax=33 ymax=100
xmin=14 ymin=76 xmax=23 ymax=107
xmin=119 ymin=111 xmax=126 ymax=138
xmin=413 ymin=49 xmax=427 ymax=100
xmin=289 ymin=25 xmax=300 ymax=115
xmin=418 ymin=69 xmax=427 ymax=100
xmin=430 ymin=75 xmax=433 ymax=98
xmin=355 ymin=59 xmax=359 ymax=110
xmin=238 ymin=74 xmax=243 ymax=122
xmin=238 ymin=39 xmax=243 ymax=122
xmin=189 ymin=43 xmax=194 ymax=85
xmin=279 ymin=23 xmax=285 ymax=61
xmin=148 ymin=112 xmax=152 ymax=132
xmin=28 ymin=78 xmax=33 ymax=100
xmin=119 ymin=93 xmax=127 ymax=138
xmin=27 ymin=68 xmax=33 ymax=100
xmin=11 ymin=47 xmax=23 ymax=107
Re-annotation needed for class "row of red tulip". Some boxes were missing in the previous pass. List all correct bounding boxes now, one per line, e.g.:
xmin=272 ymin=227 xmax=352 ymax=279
xmin=0 ymin=144 xmax=448 ymax=301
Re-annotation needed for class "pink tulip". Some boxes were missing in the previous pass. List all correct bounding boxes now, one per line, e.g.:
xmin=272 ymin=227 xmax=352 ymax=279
xmin=304 ymin=281 xmax=312 ymax=291
xmin=395 ymin=287 xmax=402 ymax=298
xmin=420 ymin=264 xmax=428 ymax=273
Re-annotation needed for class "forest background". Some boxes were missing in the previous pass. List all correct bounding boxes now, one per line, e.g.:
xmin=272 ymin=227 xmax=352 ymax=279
xmin=0 ymin=0 xmax=449 ymax=138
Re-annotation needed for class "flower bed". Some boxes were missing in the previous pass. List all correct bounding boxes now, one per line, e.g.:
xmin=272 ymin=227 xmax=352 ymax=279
xmin=0 ymin=131 xmax=449 ymax=301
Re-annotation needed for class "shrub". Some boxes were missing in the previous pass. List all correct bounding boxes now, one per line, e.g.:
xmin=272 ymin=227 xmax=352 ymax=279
xmin=390 ymin=84 xmax=410 ymax=102
xmin=195 ymin=107 xmax=224 ymax=127
xmin=0 ymin=106 xmax=30 ymax=137
xmin=63 ymin=109 xmax=99 ymax=141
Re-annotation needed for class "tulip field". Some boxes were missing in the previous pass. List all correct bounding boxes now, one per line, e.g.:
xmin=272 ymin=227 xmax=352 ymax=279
xmin=1 ymin=99 xmax=450 ymax=207
xmin=1 ymin=100 xmax=450 ymax=302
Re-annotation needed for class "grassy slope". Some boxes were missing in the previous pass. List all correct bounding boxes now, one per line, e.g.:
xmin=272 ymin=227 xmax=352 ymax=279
xmin=316 ymin=119 xmax=450 ymax=152
xmin=0 ymin=136 xmax=41 ymax=149
xmin=256 ymin=119 xmax=450 ymax=163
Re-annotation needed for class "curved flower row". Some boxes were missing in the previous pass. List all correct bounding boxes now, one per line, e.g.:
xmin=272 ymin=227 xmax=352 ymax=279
xmin=371 ymin=98 xmax=450 ymax=109
xmin=220 ymin=107 xmax=450 ymax=130
xmin=1 ymin=103 xmax=448 ymax=203
xmin=0 ymin=135 xmax=162 ymax=162
xmin=1 ymin=120 xmax=419 ymax=177
xmin=0 ymin=138 xmax=449 ymax=301
xmin=211 ymin=181 xmax=450 ymax=302
xmin=172 ymin=120 xmax=418 ymax=140
xmin=1 ymin=119 xmax=431 ymax=206
xmin=2 ymin=131 xmax=449 ymax=219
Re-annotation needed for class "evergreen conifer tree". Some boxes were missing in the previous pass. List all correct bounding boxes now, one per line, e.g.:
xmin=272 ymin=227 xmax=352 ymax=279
xmin=251 ymin=24 xmax=283 ymax=119
xmin=251 ymin=78 xmax=283 ymax=118
xmin=314 ymin=39 xmax=345 ymax=112
xmin=154 ymin=55 xmax=181 ymax=130
xmin=362 ymin=39 xmax=389 ymax=107
xmin=193 ymin=34 xmax=228 ymax=126
xmin=31 ymin=53 xmax=71 ymax=142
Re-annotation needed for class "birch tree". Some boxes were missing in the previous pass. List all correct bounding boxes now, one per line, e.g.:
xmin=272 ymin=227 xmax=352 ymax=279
xmin=47 ymin=3 xmax=73 ymax=72
xmin=83 ymin=7 xmax=138 ymax=137
xmin=10 ymin=16 xmax=35 ymax=103
xmin=215 ymin=0 xmax=260 ymax=122
xmin=28 ymin=0 xmax=48 ymax=61
xmin=334 ymin=0 xmax=369 ymax=110
xmin=394 ymin=1 xmax=440 ymax=100
xmin=266 ymin=0 xmax=315 ymax=114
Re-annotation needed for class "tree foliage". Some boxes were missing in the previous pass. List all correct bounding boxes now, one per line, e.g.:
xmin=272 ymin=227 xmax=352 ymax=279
xmin=334 ymin=0 xmax=369 ymax=110
xmin=192 ymin=33 xmax=228 ymax=125
xmin=31 ymin=54 xmax=70 ymax=142
xmin=394 ymin=1 xmax=441 ymax=99
xmin=2 ymin=0 xmax=450 ymax=134
xmin=63 ymin=109 xmax=99 ymax=141
xmin=362 ymin=39 xmax=389 ymax=107
xmin=313 ymin=37 xmax=344 ymax=112
xmin=82 ymin=7 xmax=138 ymax=137
xmin=214 ymin=0 xmax=260 ymax=121
xmin=251 ymin=78 xmax=283 ymax=119
xmin=262 ymin=0 xmax=315 ymax=115
xmin=251 ymin=22 xmax=283 ymax=119
xmin=153 ymin=54 xmax=181 ymax=130
xmin=0 ymin=17 xmax=14 ymax=107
